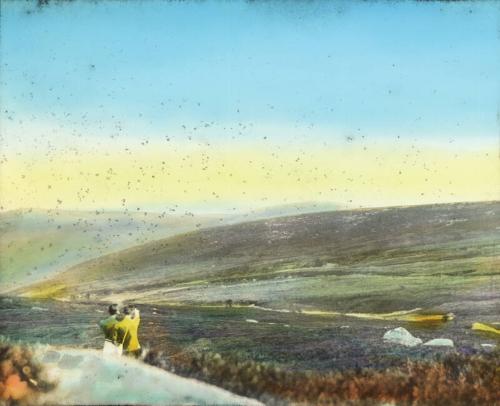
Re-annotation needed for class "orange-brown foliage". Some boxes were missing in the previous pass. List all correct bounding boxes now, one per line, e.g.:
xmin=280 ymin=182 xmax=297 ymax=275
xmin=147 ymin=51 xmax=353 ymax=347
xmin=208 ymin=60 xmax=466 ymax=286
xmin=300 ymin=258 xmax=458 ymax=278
xmin=0 ymin=342 xmax=54 ymax=405
xmin=144 ymin=347 xmax=499 ymax=405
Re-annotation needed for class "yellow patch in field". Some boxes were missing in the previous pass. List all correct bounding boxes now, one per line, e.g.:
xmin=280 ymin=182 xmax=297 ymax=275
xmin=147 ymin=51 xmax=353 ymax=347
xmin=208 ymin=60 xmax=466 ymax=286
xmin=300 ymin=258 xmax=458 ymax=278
xmin=472 ymin=322 xmax=500 ymax=335
xmin=22 ymin=283 xmax=68 ymax=299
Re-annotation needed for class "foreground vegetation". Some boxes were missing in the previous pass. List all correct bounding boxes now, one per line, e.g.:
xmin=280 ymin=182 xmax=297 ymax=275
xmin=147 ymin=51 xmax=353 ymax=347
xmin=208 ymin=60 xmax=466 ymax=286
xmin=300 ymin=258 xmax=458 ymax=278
xmin=1 ymin=337 xmax=498 ymax=405
xmin=0 ymin=341 xmax=55 ymax=405
xmin=144 ymin=346 xmax=500 ymax=405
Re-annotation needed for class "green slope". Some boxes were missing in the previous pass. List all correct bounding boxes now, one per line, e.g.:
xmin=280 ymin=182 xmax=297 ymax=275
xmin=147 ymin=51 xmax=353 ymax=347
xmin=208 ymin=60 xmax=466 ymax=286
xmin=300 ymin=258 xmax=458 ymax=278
xmin=16 ymin=201 xmax=500 ymax=313
xmin=0 ymin=209 xmax=222 ymax=291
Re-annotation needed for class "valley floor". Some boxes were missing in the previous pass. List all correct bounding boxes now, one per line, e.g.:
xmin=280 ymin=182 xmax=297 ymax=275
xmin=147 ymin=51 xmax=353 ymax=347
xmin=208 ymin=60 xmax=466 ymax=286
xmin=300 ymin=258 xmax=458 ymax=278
xmin=1 ymin=296 xmax=497 ymax=372
xmin=1 ymin=296 xmax=498 ymax=404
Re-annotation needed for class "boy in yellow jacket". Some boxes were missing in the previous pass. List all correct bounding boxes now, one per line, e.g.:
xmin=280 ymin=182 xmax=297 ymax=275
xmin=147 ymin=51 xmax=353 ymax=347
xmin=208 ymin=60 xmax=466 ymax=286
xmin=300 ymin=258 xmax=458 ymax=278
xmin=115 ymin=305 xmax=142 ymax=358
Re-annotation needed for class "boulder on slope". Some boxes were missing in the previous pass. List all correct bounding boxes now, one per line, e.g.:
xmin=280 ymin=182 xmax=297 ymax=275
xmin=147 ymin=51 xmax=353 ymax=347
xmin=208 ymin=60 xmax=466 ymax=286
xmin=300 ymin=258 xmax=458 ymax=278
xmin=383 ymin=327 xmax=422 ymax=347
xmin=423 ymin=338 xmax=454 ymax=347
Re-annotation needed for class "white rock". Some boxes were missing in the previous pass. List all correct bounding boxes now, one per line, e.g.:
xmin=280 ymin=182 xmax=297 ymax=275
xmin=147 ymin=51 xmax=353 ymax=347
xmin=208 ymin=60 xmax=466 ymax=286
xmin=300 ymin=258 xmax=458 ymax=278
xmin=383 ymin=327 xmax=422 ymax=347
xmin=246 ymin=319 xmax=259 ymax=323
xmin=31 ymin=306 xmax=49 ymax=311
xmin=423 ymin=338 xmax=454 ymax=347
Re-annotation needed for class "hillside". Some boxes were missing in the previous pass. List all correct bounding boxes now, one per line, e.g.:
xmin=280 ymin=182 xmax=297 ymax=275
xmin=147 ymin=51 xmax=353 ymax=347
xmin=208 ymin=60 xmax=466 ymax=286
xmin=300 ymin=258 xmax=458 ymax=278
xmin=17 ymin=201 xmax=500 ymax=313
xmin=228 ymin=201 xmax=340 ymax=223
xmin=0 ymin=202 xmax=339 ymax=292
xmin=0 ymin=209 xmax=222 ymax=291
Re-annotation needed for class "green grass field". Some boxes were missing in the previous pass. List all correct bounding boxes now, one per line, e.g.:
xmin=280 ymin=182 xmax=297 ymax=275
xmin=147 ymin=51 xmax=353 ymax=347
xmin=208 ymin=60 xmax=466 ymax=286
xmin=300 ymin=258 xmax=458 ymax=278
xmin=15 ymin=202 xmax=499 ymax=323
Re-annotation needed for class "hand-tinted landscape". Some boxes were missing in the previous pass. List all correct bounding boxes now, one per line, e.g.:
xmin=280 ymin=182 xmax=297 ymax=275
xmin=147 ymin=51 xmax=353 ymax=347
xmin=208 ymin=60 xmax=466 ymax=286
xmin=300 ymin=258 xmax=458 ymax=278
xmin=1 ymin=201 xmax=499 ymax=404
xmin=1 ymin=0 xmax=499 ymax=405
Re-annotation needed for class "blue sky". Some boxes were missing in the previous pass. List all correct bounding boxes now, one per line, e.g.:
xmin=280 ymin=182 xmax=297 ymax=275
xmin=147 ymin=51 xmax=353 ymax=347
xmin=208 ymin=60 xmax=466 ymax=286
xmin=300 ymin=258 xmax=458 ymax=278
xmin=0 ymin=1 xmax=499 ymax=212
xmin=1 ymin=0 xmax=499 ymax=148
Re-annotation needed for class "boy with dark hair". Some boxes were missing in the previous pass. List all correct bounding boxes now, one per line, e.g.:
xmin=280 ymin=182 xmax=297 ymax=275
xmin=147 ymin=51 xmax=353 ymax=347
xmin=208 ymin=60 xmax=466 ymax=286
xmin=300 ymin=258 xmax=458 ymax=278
xmin=99 ymin=304 xmax=121 ymax=355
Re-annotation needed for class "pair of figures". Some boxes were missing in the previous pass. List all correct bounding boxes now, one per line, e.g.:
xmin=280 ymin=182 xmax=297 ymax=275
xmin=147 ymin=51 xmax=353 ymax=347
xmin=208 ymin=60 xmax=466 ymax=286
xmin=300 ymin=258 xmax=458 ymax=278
xmin=99 ymin=304 xmax=142 ymax=358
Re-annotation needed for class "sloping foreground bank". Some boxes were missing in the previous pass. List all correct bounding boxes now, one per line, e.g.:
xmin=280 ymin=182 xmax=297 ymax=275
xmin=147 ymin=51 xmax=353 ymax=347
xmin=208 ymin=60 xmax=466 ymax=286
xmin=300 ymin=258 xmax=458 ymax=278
xmin=35 ymin=347 xmax=263 ymax=405
xmin=0 ymin=341 xmax=262 ymax=405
